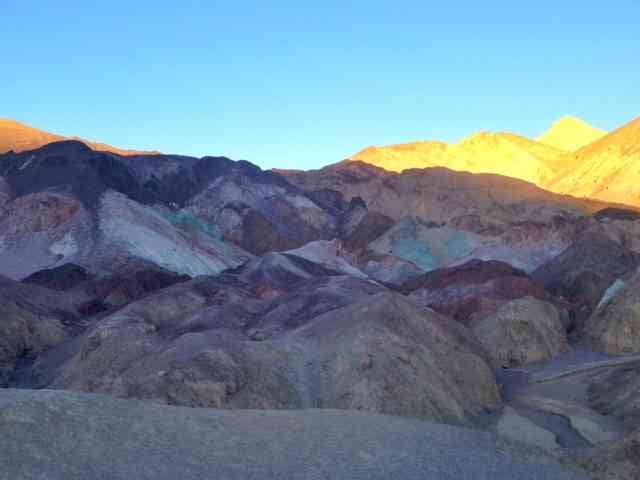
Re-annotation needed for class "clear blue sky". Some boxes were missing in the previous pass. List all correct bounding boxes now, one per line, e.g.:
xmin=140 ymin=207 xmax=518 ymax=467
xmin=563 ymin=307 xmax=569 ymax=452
xmin=2 ymin=1 xmax=638 ymax=169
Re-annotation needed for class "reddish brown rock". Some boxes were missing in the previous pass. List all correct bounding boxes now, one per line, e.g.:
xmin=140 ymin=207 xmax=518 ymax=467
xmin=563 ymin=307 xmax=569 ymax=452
xmin=400 ymin=259 xmax=557 ymax=324
xmin=0 ymin=192 xmax=81 ymax=235
xmin=24 ymin=262 xmax=191 ymax=313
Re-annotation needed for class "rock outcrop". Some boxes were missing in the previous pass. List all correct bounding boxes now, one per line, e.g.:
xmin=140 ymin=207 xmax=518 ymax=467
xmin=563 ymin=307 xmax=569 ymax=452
xmin=0 ymin=276 xmax=82 ymax=386
xmin=585 ymin=269 xmax=640 ymax=354
xmin=533 ymin=232 xmax=640 ymax=327
xmin=42 ymin=271 xmax=500 ymax=425
xmin=401 ymin=259 xmax=554 ymax=324
xmin=23 ymin=262 xmax=191 ymax=314
xmin=471 ymin=297 xmax=569 ymax=368
xmin=281 ymin=161 xmax=606 ymax=225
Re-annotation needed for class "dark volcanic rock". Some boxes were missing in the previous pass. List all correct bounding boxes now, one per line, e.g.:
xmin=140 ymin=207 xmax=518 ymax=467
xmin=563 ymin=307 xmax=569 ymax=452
xmin=23 ymin=263 xmax=91 ymax=291
xmin=402 ymin=259 xmax=529 ymax=293
xmin=532 ymin=232 xmax=640 ymax=328
xmin=594 ymin=207 xmax=640 ymax=222
xmin=86 ymin=266 xmax=191 ymax=309
xmin=0 ymin=142 xmax=348 ymax=265
xmin=3 ymin=141 xmax=150 ymax=207
xmin=342 ymin=211 xmax=395 ymax=251
xmin=224 ymin=207 xmax=315 ymax=255
xmin=401 ymin=260 xmax=554 ymax=324
xmin=0 ymin=141 xmax=262 ymax=209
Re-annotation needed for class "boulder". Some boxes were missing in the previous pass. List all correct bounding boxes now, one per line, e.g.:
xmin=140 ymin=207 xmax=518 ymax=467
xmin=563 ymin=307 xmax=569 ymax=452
xmin=471 ymin=296 xmax=569 ymax=368
xmin=585 ymin=269 xmax=640 ymax=354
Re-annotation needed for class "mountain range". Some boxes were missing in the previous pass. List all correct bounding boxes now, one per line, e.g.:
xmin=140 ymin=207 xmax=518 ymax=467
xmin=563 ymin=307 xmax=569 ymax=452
xmin=3 ymin=115 xmax=640 ymax=209
xmin=351 ymin=115 xmax=640 ymax=208
xmin=2 ymin=113 xmax=640 ymax=479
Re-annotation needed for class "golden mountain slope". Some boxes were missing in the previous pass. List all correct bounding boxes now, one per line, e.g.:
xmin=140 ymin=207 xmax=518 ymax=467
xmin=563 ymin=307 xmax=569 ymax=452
xmin=0 ymin=118 xmax=159 ymax=156
xmin=546 ymin=116 xmax=640 ymax=206
xmin=351 ymin=130 xmax=565 ymax=185
xmin=536 ymin=115 xmax=606 ymax=151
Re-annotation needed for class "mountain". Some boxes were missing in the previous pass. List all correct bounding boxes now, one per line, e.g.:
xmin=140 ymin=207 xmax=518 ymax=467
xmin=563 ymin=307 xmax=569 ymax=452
xmin=350 ymin=130 xmax=566 ymax=186
xmin=0 ymin=118 xmax=159 ymax=156
xmin=0 ymin=140 xmax=357 ymax=279
xmin=349 ymin=115 xmax=640 ymax=209
xmin=546 ymin=116 xmax=640 ymax=206
xmin=536 ymin=115 xmax=606 ymax=151
xmin=5 ymin=124 xmax=640 ymax=478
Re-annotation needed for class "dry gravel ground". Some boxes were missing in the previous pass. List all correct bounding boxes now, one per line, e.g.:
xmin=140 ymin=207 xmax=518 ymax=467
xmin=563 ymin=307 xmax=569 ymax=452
xmin=0 ymin=389 xmax=589 ymax=480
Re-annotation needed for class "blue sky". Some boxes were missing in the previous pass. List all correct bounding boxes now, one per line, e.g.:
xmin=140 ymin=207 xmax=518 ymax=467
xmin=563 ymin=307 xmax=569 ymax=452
xmin=2 ymin=1 xmax=638 ymax=169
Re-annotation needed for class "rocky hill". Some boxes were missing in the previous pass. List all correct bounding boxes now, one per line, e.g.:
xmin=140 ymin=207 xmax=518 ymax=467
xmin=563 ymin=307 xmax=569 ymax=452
xmin=547 ymin=116 xmax=640 ymax=206
xmin=3 ymin=127 xmax=640 ymax=478
xmin=349 ymin=115 xmax=640 ymax=209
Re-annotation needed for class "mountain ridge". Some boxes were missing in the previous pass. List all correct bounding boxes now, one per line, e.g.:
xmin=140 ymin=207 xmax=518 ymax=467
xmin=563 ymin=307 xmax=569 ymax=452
xmin=4 ymin=115 xmax=640 ymax=208
xmin=351 ymin=128 xmax=567 ymax=186
xmin=547 ymin=116 xmax=640 ymax=205
xmin=349 ymin=115 xmax=640 ymax=208
xmin=0 ymin=118 xmax=160 ymax=156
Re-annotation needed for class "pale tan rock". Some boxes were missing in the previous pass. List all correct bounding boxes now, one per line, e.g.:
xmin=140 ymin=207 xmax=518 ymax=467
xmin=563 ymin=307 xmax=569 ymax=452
xmin=472 ymin=296 xmax=569 ymax=367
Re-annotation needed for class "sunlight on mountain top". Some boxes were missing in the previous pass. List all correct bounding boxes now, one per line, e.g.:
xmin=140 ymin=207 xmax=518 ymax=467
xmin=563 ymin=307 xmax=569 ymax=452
xmin=0 ymin=118 xmax=159 ymax=156
xmin=547 ymin=116 xmax=640 ymax=205
xmin=350 ymin=127 xmax=565 ymax=186
xmin=351 ymin=115 xmax=640 ymax=208
xmin=536 ymin=116 xmax=606 ymax=151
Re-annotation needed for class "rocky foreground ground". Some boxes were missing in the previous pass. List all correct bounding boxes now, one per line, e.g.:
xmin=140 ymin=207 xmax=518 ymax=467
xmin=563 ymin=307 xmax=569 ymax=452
xmin=0 ymin=389 xmax=588 ymax=480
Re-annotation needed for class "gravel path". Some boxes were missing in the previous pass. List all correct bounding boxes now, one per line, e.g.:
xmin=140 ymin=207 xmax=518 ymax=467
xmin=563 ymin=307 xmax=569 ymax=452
xmin=0 ymin=389 xmax=588 ymax=480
